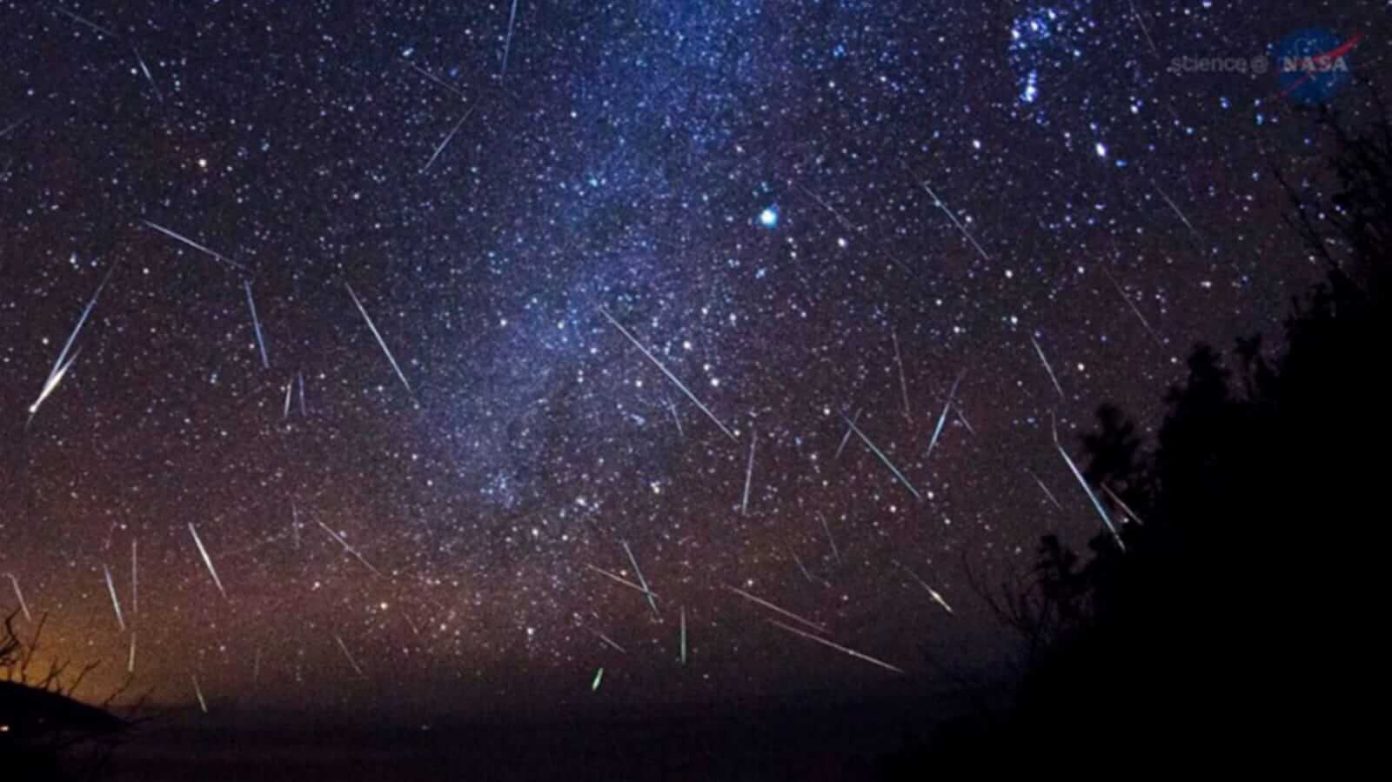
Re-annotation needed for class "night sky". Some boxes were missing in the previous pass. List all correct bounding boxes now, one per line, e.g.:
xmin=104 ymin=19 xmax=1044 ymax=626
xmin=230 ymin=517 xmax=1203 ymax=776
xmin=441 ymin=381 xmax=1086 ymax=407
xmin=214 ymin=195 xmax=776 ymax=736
xmin=0 ymin=1 xmax=1385 ymax=715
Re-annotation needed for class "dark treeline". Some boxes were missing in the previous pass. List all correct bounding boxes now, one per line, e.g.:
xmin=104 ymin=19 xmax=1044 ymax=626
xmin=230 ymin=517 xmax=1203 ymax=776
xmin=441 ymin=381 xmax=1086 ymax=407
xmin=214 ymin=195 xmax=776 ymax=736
xmin=885 ymin=105 xmax=1390 ymax=774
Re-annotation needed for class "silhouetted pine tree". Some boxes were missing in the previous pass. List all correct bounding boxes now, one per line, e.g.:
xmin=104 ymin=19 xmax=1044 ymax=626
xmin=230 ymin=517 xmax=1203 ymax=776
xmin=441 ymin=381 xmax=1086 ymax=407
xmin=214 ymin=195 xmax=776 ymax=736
xmin=882 ymin=107 xmax=1391 ymax=776
xmin=1012 ymin=109 xmax=1391 ymax=770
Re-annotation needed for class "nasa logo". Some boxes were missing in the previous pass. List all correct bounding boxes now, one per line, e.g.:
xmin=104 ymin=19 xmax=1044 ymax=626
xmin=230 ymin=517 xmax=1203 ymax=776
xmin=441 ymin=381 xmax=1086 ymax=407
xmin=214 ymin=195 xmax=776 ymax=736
xmin=1274 ymin=28 xmax=1361 ymax=104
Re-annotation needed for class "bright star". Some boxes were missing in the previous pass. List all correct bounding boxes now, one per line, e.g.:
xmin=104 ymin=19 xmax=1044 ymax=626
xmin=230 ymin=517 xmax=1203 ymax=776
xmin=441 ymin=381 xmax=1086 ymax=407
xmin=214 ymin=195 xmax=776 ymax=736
xmin=758 ymin=206 xmax=779 ymax=228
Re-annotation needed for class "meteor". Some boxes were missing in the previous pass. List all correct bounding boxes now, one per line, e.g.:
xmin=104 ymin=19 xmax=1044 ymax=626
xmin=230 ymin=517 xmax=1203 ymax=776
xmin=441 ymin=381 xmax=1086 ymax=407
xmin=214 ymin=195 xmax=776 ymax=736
xmin=420 ymin=104 xmax=478 ymax=174
xmin=599 ymin=307 xmax=737 ymax=440
xmin=891 ymin=329 xmax=911 ymax=420
xmin=767 ymin=620 xmax=904 ymax=675
xmin=917 ymin=178 xmax=991 ymax=263
xmin=29 ymin=263 xmax=118 ymax=419
xmin=316 ymin=519 xmax=382 ymax=576
xmin=622 ymin=541 xmax=660 ymax=619
xmin=5 ymin=573 xmax=32 ymax=622
xmin=892 ymin=560 xmax=954 ymax=615
xmin=192 ymin=675 xmax=209 ymax=713
xmin=1057 ymin=443 xmax=1125 ymax=551
xmin=28 ymin=349 xmax=79 ymax=419
xmin=131 ymin=540 xmax=139 ymax=617
xmin=925 ymin=371 xmax=965 ymax=462
xmin=841 ymin=412 xmax=921 ymax=500
xmin=724 ymin=584 xmax=826 ymax=634
xmin=334 ymin=633 xmax=366 ymax=677
xmin=591 ymin=629 xmax=626 ymax=654
xmin=1028 ymin=469 xmax=1064 ymax=509
xmin=834 ymin=409 xmax=862 ymax=459
xmin=741 ymin=428 xmax=757 ymax=514
xmin=585 ymin=563 xmax=655 ymax=598
xmin=133 ymin=46 xmax=163 ymax=101
xmin=53 ymin=4 xmax=116 ymax=37
xmin=500 ymin=0 xmax=521 ymax=77
xmin=142 ymin=220 xmax=243 ymax=270
xmin=244 ymin=280 xmax=270 ymax=368
xmin=103 ymin=564 xmax=126 ymax=631
xmin=346 ymin=284 xmax=414 ymax=398
xmin=1030 ymin=335 xmax=1066 ymax=398
xmin=188 ymin=523 xmax=228 ymax=599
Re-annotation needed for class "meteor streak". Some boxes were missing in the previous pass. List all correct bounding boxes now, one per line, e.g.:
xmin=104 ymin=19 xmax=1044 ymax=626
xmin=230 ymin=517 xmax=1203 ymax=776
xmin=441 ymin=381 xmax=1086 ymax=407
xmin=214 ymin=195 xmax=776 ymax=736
xmin=741 ymin=428 xmax=757 ymax=514
xmin=622 ymin=541 xmax=660 ymax=619
xmin=1057 ymin=443 xmax=1125 ymax=551
xmin=5 ymin=573 xmax=32 ymax=622
xmin=103 ymin=564 xmax=126 ymax=631
xmin=142 ymin=220 xmax=242 ymax=270
xmin=334 ymin=633 xmax=365 ymax=677
xmin=767 ymin=620 xmax=904 ymax=675
xmin=188 ymin=523 xmax=228 ymax=599
xmin=244 ymin=280 xmax=270 ymax=368
xmin=841 ymin=412 xmax=921 ymax=500
xmin=1030 ymin=335 xmax=1066 ymax=398
xmin=600 ymin=307 xmax=737 ymax=440
xmin=346 ymin=284 xmax=414 ymax=398
xmin=724 ymin=584 xmax=826 ymax=634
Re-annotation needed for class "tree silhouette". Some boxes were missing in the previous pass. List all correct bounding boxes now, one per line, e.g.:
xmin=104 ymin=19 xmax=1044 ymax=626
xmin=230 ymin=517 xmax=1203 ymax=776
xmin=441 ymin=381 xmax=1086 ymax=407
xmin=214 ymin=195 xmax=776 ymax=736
xmin=1 ymin=612 xmax=134 ymax=781
xmin=883 ymin=105 xmax=1392 ymax=775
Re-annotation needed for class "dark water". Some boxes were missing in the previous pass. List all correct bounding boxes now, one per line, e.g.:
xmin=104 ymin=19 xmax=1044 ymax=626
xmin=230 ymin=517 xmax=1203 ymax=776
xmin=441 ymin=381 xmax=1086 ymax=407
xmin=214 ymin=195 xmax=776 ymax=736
xmin=107 ymin=691 xmax=999 ymax=781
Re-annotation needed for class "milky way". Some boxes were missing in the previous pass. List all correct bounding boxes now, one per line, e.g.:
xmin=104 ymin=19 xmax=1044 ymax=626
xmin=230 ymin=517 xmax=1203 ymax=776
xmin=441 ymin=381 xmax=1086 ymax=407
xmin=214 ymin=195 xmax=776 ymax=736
xmin=0 ymin=1 xmax=1385 ymax=713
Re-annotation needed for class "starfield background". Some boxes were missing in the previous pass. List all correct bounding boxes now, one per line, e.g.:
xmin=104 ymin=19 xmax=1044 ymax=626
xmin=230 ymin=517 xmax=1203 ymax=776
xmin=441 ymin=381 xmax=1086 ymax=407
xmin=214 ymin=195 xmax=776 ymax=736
xmin=1 ymin=2 xmax=1387 ymax=779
